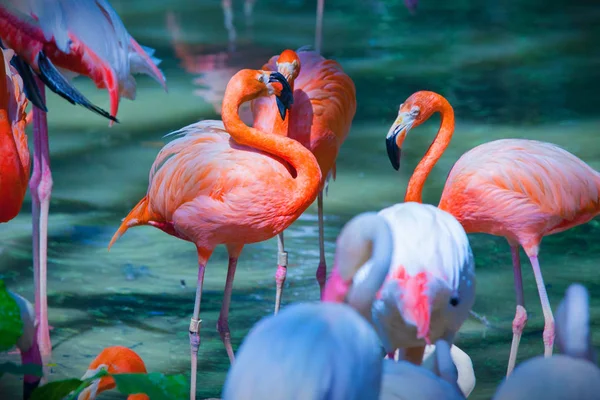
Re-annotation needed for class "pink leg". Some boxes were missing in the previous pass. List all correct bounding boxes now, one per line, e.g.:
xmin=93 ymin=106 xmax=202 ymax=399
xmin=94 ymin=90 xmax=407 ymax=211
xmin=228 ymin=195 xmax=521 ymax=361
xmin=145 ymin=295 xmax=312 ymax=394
xmin=507 ymin=245 xmax=527 ymax=377
xmin=315 ymin=0 xmax=325 ymax=53
xmin=274 ymin=232 xmax=287 ymax=315
xmin=527 ymin=253 xmax=555 ymax=358
xmin=316 ymin=191 xmax=327 ymax=298
xmin=218 ymin=244 xmax=243 ymax=363
xmin=30 ymin=78 xmax=53 ymax=366
xmin=189 ymin=254 xmax=208 ymax=400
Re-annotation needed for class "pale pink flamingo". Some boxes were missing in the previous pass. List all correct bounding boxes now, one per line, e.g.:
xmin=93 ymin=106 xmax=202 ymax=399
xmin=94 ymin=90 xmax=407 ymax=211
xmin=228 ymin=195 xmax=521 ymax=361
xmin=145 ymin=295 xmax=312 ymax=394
xmin=108 ymin=69 xmax=321 ymax=400
xmin=493 ymin=284 xmax=600 ymax=400
xmin=385 ymin=90 xmax=600 ymax=375
xmin=251 ymin=48 xmax=357 ymax=313
xmin=323 ymin=202 xmax=476 ymax=366
xmin=0 ymin=0 xmax=167 ymax=364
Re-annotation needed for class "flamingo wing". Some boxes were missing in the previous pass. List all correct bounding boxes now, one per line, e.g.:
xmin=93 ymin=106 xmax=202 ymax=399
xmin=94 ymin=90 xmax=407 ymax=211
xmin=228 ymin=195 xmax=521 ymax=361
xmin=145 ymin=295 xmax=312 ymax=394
xmin=442 ymin=139 xmax=600 ymax=237
xmin=0 ymin=0 xmax=166 ymax=118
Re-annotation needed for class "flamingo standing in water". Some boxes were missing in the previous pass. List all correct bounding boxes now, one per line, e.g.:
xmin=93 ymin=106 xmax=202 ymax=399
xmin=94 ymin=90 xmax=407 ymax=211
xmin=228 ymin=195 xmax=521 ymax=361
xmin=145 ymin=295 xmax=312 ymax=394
xmin=0 ymin=0 xmax=167 ymax=364
xmin=323 ymin=202 xmax=476 ymax=365
xmin=384 ymin=90 xmax=600 ymax=375
xmin=108 ymin=69 xmax=320 ymax=400
xmin=78 ymin=346 xmax=149 ymax=400
xmin=251 ymin=48 xmax=356 ymax=313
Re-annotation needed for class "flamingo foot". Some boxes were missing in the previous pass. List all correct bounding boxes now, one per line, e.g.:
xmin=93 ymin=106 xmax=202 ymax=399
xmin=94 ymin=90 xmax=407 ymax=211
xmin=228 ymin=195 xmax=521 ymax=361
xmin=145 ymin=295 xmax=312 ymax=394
xmin=507 ymin=305 xmax=528 ymax=377
xmin=217 ymin=317 xmax=235 ymax=363
xmin=274 ymin=261 xmax=287 ymax=315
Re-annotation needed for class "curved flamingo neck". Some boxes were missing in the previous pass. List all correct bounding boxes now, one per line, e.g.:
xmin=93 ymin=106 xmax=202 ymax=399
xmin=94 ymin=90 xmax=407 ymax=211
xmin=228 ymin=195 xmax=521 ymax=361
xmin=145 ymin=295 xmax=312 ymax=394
xmin=404 ymin=96 xmax=455 ymax=203
xmin=222 ymin=72 xmax=321 ymax=215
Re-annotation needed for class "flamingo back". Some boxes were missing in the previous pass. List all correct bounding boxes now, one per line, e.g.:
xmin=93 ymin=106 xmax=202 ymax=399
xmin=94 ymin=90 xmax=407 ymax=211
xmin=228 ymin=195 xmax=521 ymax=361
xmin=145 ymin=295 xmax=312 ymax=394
xmin=439 ymin=139 xmax=600 ymax=243
xmin=0 ymin=0 xmax=166 ymax=117
xmin=251 ymin=47 xmax=356 ymax=184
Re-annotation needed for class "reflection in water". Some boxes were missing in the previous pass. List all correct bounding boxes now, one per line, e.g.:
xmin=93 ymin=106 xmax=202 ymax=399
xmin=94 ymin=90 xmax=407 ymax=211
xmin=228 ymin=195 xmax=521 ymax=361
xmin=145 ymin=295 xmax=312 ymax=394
xmin=167 ymin=7 xmax=268 ymax=125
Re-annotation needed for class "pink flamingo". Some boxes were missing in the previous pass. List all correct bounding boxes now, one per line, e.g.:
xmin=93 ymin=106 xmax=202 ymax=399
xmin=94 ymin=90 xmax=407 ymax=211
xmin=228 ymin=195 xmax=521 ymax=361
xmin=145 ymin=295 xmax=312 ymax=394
xmin=251 ymin=48 xmax=356 ymax=313
xmin=108 ymin=69 xmax=321 ymax=400
xmin=0 ymin=0 xmax=167 ymax=364
xmin=385 ymin=90 xmax=600 ymax=376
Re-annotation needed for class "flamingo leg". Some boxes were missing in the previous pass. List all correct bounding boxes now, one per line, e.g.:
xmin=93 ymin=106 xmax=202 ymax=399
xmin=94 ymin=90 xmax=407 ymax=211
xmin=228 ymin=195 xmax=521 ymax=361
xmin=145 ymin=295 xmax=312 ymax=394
xmin=21 ymin=326 xmax=42 ymax=400
xmin=506 ymin=244 xmax=527 ymax=377
xmin=30 ymin=78 xmax=52 ymax=367
xmin=527 ymin=253 xmax=555 ymax=358
xmin=316 ymin=191 xmax=327 ymax=298
xmin=189 ymin=252 xmax=208 ymax=400
xmin=218 ymin=244 xmax=243 ymax=363
xmin=274 ymin=232 xmax=287 ymax=315
xmin=315 ymin=0 xmax=325 ymax=53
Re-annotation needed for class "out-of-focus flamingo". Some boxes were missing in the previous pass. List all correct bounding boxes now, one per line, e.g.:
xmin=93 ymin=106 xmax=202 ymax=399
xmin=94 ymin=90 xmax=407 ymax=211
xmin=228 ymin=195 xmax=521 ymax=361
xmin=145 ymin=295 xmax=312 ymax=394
xmin=385 ymin=90 xmax=600 ymax=375
xmin=222 ymin=301 xmax=384 ymax=400
xmin=493 ymin=284 xmax=600 ymax=400
xmin=77 ymin=346 xmax=149 ymax=400
xmin=323 ymin=202 xmax=476 ymax=365
xmin=380 ymin=340 xmax=465 ymax=400
xmin=166 ymin=11 xmax=262 ymax=126
xmin=313 ymin=0 xmax=419 ymax=53
xmin=7 ymin=290 xmax=42 ymax=400
xmin=0 ymin=47 xmax=29 ymax=224
xmin=252 ymin=48 xmax=356 ymax=313
xmin=422 ymin=343 xmax=476 ymax=397
xmin=108 ymin=69 xmax=320 ymax=400
xmin=0 ymin=0 xmax=167 ymax=364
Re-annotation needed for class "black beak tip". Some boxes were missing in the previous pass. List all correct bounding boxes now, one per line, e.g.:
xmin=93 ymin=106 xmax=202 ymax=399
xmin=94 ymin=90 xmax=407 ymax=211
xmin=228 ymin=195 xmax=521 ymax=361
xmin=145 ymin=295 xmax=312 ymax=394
xmin=386 ymin=136 xmax=401 ymax=171
xmin=270 ymin=71 xmax=293 ymax=121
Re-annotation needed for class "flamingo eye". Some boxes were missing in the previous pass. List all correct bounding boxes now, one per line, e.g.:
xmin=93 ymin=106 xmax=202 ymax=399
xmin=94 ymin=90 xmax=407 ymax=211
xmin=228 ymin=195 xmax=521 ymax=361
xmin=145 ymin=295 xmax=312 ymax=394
xmin=410 ymin=106 xmax=420 ymax=117
xmin=449 ymin=297 xmax=459 ymax=306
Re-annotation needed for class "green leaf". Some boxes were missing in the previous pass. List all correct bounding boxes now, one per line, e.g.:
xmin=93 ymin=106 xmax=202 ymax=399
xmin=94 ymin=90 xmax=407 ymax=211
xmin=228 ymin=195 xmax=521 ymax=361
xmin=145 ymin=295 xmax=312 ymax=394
xmin=30 ymin=370 xmax=108 ymax=400
xmin=113 ymin=372 xmax=188 ymax=400
xmin=0 ymin=362 xmax=43 ymax=380
xmin=29 ymin=378 xmax=84 ymax=400
xmin=0 ymin=280 xmax=23 ymax=352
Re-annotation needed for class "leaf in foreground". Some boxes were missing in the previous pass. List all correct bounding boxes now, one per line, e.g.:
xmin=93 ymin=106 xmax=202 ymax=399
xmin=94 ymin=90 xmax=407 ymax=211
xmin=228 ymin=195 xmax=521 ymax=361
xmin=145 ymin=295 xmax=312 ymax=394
xmin=0 ymin=362 xmax=43 ymax=380
xmin=0 ymin=280 xmax=23 ymax=352
xmin=113 ymin=372 xmax=188 ymax=400
xmin=29 ymin=378 xmax=84 ymax=400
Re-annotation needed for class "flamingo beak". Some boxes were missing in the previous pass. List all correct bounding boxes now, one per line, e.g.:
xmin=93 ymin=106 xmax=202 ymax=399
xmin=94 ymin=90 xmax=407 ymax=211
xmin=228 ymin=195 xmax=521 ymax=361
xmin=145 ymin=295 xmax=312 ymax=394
xmin=386 ymin=113 xmax=414 ymax=171
xmin=269 ymin=71 xmax=293 ymax=120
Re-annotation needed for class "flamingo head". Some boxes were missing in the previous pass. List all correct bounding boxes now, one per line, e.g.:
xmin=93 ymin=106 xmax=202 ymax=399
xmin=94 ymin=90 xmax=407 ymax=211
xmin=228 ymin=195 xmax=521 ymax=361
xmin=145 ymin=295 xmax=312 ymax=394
xmin=77 ymin=346 xmax=148 ymax=400
xmin=276 ymin=49 xmax=301 ymax=83
xmin=255 ymin=70 xmax=293 ymax=120
xmin=385 ymin=91 xmax=441 ymax=171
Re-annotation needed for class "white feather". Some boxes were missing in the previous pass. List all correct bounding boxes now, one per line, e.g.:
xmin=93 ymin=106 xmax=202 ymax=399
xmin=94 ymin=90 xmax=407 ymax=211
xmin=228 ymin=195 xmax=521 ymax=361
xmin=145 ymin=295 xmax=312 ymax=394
xmin=372 ymin=202 xmax=476 ymax=350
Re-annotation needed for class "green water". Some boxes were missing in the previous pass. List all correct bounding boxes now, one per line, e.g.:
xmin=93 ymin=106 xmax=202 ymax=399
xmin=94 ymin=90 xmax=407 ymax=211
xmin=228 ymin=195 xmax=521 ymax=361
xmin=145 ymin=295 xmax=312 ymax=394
xmin=1 ymin=0 xmax=599 ymax=398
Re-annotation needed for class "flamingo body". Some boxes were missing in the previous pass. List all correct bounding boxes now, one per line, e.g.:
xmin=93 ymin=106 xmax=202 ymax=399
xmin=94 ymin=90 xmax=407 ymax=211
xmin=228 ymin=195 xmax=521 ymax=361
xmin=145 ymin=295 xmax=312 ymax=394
xmin=439 ymin=139 xmax=600 ymax=248
xmin=373 ymin=202 xmax=475 ymax=350
xmin=112 ymin=120 xmax=312 ymax=247
xmin=0 ymin=0 xmax=166 ymax=118
xmin=0 ymin=47 xmax=29 ymax=223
